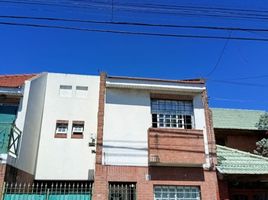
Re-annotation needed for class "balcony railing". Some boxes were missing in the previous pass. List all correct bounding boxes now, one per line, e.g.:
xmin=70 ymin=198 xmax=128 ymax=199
xmin=0 ymin=123 xmax=21 ymax=156
xmin=148 ymin=128 xmax=205 ymax=167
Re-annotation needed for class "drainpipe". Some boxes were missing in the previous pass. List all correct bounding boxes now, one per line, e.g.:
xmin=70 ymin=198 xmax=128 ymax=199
xmin=203 ymin=125 xmax=211 ymax=169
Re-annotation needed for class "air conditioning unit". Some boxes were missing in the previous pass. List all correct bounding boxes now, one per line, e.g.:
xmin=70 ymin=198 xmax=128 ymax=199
xmin=56 ymin=127 xmax=68 ymax=134
xmin=150 ymin=154 xmax=160 ymax=163
xmin=72 ymin=127 xmax=84 ymax=133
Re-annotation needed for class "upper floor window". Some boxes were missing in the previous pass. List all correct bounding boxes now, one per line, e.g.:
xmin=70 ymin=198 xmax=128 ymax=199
xmin=59 ymin=85 xmax=72 ymax=97
xmin=151 ymin=99 xmax=194 ymax=129
xmin=75 ymin=86 xmax=88 ymax=98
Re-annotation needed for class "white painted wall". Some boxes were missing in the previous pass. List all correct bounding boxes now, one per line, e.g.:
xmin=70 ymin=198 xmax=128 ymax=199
xmin=103 ymin=88 xmax=207 ymax=166
xmin=34 ymin=73 xmax=99 ymax=180
xmin=8 ymin=73 xmax=48 ymax=175
xmin=103 ymin=88 xmax=151 ymax=166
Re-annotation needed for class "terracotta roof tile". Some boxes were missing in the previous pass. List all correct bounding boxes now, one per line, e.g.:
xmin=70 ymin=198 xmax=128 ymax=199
xmin=0 ymin=74 xmax=36 ymax=88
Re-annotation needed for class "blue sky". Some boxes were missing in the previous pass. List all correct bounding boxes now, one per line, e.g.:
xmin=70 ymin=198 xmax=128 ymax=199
xmin=0 ymin=0 xmax=268 ymax=110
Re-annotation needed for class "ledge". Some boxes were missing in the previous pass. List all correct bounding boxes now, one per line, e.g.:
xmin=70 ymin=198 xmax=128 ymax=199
xmin=148 ymin=128 xmax=203 ymax=136
xmin=54 ymin=133 xmax=67 ymax=138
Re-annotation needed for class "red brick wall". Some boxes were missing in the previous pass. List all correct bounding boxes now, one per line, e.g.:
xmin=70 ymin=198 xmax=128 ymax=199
xmin=215 ymin=129 xmax=265 ymax=153
xmin=94 ymin=165 xmax=219 ymax=200
xmin=93 ymin=79 xmax=219 ymax=200
xmin=148 ymin=128 xmax=205 ymax=165
xmin=5 ymin=164 xmax=34 ymax=183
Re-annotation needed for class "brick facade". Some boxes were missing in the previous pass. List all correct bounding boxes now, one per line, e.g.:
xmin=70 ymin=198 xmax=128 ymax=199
xmin=148 ymin=128 xmax=205 ymax=166
xmin=4 ymin=164 xmax=34 ymax=183
xmin=93 ymin=75 xmax=220 ymax=199
xmin=94 ymin=165 xmax=218 ymax=200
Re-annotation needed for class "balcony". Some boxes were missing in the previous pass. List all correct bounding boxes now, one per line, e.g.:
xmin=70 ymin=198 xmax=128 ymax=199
xmin=0 ymin=123 xmax=21 ymax=156
xmin=148 ymin=128 xmax=205 ymax=167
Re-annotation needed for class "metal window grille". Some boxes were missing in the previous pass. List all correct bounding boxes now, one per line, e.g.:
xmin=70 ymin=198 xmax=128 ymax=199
xmin=154 ymin=186 xmax=200 ymax=200
xmin=108 ymin=183 xmax=136 ymax=200
xmin=2 ymin=182 xmax=92 ymax=200
xmin=151 ymin=99 xmax=194 ymax=129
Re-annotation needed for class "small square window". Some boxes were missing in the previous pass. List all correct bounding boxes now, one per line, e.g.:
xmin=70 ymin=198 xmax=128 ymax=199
xmin=71 ymin=121 xmax=84 ymax=139
xmin=55 ymin=120 xmax=68 ymax=138
xmin=76 ymin=86 xmax=88 ymax=98
xmin=59 ymin=85 xmax=72 ymax=97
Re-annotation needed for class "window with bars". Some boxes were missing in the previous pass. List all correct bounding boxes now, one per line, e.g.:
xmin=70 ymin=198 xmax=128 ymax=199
xmin=108 ymin=182 xmax=136 ymax=200
xmin=154 ymin=186 xmax=200 ymax=200
xmin=151 ymin=99 xmax=194 ymax=129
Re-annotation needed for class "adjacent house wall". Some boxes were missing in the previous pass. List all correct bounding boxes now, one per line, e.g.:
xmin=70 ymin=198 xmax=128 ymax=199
xmin=34 ymin=73 xmax=99 ymax=180
xmin=8 ymin=73 xmax=48 ymax=176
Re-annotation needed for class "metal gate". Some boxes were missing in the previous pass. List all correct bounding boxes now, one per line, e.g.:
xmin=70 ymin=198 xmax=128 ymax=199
xmin=2 ymin=183 xmax=92 ymax=200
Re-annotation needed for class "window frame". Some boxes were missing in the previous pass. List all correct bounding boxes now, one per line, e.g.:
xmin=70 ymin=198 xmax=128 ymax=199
xmin=71 ymin=121 xmax=85 ymax=139
xmin=55 ymin=120 xmax=68 ymax=138
xmin=151 ymin=98 xmax=195 ymax=129
xmin=154 ymin=185 xmax=201 ymax=200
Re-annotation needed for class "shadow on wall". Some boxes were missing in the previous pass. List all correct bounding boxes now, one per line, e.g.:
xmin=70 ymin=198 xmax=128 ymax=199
xmin=105 ymin=88 xmax=150 ymax=106
xmin=149 ymin=166 xmax=205 ymax=181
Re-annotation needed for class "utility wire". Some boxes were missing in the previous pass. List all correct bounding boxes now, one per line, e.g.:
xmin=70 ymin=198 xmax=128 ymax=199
xmin=3 ymin=15 xmax=268 ymax=32
xmin=2 ymin=20 xmax=268 ymax=42
xmin=226 ymin=74 xmax=268 ymax=80
xmin=206 ymin=31 xmax=232 ymax=77
xmin=3 ymin=0 xmax=268 ymax=21
xmin=208 ymin=79 xmax=268 ymax=87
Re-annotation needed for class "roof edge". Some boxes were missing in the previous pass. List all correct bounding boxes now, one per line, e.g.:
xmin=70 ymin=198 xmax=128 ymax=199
xmin=217 ymin=145 xmax=268 ymax=161
xmin=107 ymin=75 xmax=205 ymax=85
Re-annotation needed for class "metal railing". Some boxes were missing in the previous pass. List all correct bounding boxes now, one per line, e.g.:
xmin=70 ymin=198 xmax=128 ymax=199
xmin=0 ymin=123 xmax=22 ymax=156
xmin=108 ymin=183 xmax=136 ymax=200
xmin=1 ymin=182 xmax=92 ymax=200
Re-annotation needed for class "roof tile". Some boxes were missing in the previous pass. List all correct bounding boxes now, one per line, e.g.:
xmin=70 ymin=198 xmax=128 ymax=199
xmin=0 ymin=74 xmax=36 ymax=88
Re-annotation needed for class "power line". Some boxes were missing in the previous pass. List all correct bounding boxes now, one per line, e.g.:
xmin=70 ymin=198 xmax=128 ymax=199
xmin=3 ymin=15 xmax=268 ymax=32
xmin=209 ymin=79 xmax=268 ymax=87
xmin=206 ymin=31 xmax=232 ymax=77
xmin=2 ymin=20 xmax=268 ymax=42
xmin=227 ymin=74 xmax=268 ymax=80
xmin=3 ymin=0 xmax=268 ymax=21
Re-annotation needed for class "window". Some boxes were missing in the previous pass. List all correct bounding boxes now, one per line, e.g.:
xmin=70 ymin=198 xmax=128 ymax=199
xmin=55 ymin=120 xmax=68 ymax=138
xmin=151 ymin=99 xmax=194 ymax=129
xmin=71 ymin=121 xmax=84 ymax=139
xmin=59 ymin=85 xmax=72 ymax=97
xmin=154 ymin=186 xmax=200 ymax=200
xmin=109 ymin=182 xmax=136 ymax=200
xmin=76 ymin=86 xmax=88 ymax=98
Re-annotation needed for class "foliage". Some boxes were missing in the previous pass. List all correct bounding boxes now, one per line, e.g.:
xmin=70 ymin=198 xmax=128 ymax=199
xmin=256 ymin=113 xmax=268 ymax=130
xmin=254 ymin=138 xmax=268 ymax=157
xmin=254 ymin=113 xmax=268 ymax=157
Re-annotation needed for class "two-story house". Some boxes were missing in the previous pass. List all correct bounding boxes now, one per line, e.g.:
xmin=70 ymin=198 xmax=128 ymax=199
xmin=1 ymin=72 xmax=219 ymax=200
xmin=212 ymin=108 xmax=268 ymax=200
xmin=93 ymin=73 xmax=219 ymax=200
xmin=5 ymin=73 xmax=99 ymax=185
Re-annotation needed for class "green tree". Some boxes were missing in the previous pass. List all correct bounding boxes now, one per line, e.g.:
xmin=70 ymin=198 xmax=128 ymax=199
xmin=256 ymin=113 xmax=268 ymax=130
xmin=254 ymin=113 xmax=268 ymax=157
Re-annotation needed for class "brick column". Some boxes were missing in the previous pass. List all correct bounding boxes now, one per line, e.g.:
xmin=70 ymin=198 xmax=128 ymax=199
xmin=93 ymin=72 xmax=108 ymax=200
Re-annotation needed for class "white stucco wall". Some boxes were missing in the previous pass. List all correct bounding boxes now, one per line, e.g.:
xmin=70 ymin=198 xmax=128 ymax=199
xmin=34 ymin=73 xmax=99 ymax=180
xmin=103 ymin=88 xmax=151 ymax=166
xmin=8 ymin=73 xmax=48 ymax=175
xmin=103 ymin=88 xmax=207 ymax=167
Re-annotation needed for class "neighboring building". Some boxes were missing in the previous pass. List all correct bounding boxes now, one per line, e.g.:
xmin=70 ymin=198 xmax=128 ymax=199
xmin=93 ymin=73 xmax=219 ymax=200
xmin=6 ymin=73 xmax=99 ymax=183
xmin=0 ymin=74 xmax=36 ymax=186
xmin=212 ymin=108 xmax=268 ymax=200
